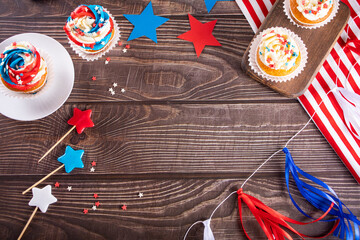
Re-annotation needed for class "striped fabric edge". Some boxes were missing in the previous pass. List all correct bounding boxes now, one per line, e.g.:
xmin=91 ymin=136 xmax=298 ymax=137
xmin=235 ymin=0 xmax=360 ymax=183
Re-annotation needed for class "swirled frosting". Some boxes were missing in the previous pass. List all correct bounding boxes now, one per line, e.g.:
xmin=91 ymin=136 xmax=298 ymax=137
xmin=258 ymin=29 xmax=300 ymax=71
xmin=0 ymin=41 xmax=47 ymax=91
xmin=296 ymin=0 xmax=333 ymax=21
xmin=64 ymin=5 xmax=114 ymax=51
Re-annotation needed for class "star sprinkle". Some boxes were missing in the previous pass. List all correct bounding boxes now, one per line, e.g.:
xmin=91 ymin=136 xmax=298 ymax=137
xmin=28 ymin=185 xmax=57 ymax=213
xmin=125 ymin=44 xmax=131 ymax=49
xmin=95 ymin=201 xmax=100 ymax=207
xmin=124 ymin=1 xmax=169 ymax=43
xmin=122 ymin=205 xmax=127 ymax=210
xmin=122 ymin=48 xmax=127 ymax=53
xmin=67 ymin=186 xmax=72 ymax=191
xmin=138 ymin=192 xmax=143 ymax=198
xmin=204 ymin=0 xmax=234 ymax=13
xmin=92 ymin=205 xmax=97 ymax=211
xmin=90 ymin=167 xmax=95 ymax=172
xmin=93 ymin=193 xmax=98 ymax=199
xmin=118 ymin=41 xmax=123 ymax=46
xmin=54 ymin=182 xmax=60 ymax=188
xmin=83 ymin=209 xmax=88 ymax=214
xmin=91 ymin=161 xmax=97 ymax=166
xmin=113 ymin=83 xmax=118 ymax=88
xmin=121 ymin=88 xmax=126 ymax=93
xmin=67 ymin=108 xmax=95 ymax=134
xmin=57 ymin=146 xmax=85 ymax=173
xmin=177 ymin=14 xmax=221 ymax=57
xmin=92 ymin=76 xmax=97 ymax=81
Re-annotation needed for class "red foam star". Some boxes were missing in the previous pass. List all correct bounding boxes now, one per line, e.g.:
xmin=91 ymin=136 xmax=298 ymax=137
xmin=93 ymin=193 xmax=98 ymax=199
xmin=92 ymin=76 xmax=96 ymax=81
xmin=121 ymin=205 xmax=127 ymax=210
xmin=95 ymin=201 xmax=100 ymax=207
xmin=91 ymin=161 xmax=97 ymax=166
xmin=83 ymin=209 xmax=88 ymax=214
xmin=177 ymin=14 xmax=221 ymax=57
xmin=67 ymin=108 xmax=95 ymax=134
xmin=54 ymin=182 xmax=60 ymax=188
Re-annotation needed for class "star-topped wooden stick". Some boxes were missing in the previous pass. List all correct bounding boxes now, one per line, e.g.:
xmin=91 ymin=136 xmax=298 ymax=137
xmin=18 ymin=185 xmax=57 ymax=240
xmin=23 ymin=146 xmax=84 ymax=195
xmin=38 ymin=108 xmax=94 ymax=163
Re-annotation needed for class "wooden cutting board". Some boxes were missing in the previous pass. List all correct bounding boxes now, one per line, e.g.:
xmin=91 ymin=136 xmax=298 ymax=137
xmin=241 ymin=0 xmax=350 ymax=98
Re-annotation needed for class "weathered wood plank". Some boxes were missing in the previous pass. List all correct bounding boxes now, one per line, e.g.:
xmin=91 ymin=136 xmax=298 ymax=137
xmin=0 ymin=177 xmax=358 ymax=240
xmin=0 ymin=103 xmax=354 ymax=180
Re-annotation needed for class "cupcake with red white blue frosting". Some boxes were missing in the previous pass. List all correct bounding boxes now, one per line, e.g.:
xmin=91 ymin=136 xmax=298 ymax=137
xmin=64 ymin=5 xmax=119 ymax=59
xmin=0 ymin=41 xmax=47 ymax=93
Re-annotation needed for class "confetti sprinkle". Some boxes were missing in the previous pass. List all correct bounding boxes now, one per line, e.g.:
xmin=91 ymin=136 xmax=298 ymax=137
xmin=92 ymin=76 xmax=97 ymax=81
xmin=122 ymin=48 xmax=127 ymax=53
xmin=95 ymin=201 xmax=100 ymax=207
xmin=83 ymin=209 xmax=89 ymax=214
xmin=110 ymin=91 xmax=115 ymax=95
xmin=121 ymin=205 xmax=127 ymax=210
xmin=93 ymin=193 xmax=99 ymax=199
xmin=54 ymin=182 xmax=60 ymax=188
xmin=118 ymin=41 xmax=123 ymax=46
xmin=109 ymin=88 xmax=114 ymax=92
xmin=113 ymin=83 xmax=118 ymax=88
xmin=106 ymin=57 xmax=111 ymax=62
xmin=67 ymin=186 xmax=72 ymax=191
xmin=92 ymin=205 xmax=97 ymax=211
xmin=138 ymin=192 xmax=143 ymax=198
xmin=125 ymin=44 xmax=130 ymax=49
xmin=121 ymin=88 xmax=126 ymax=93
xmin=90 ymin=167 xmax=95 ymax=172
xmin=91 ymin=161 xmax=97 ymax=166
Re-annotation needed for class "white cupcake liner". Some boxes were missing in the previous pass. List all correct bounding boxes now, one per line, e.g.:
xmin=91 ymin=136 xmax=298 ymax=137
xmin=284 ymin=0 xmax=339 ymax=29
xmin=249 ymin=27 xmax=308 ymax=83
xmin=0 ymin=49 xmax=54 ymax=99
xmin=68 ymin=8 xmax=120 ymax=61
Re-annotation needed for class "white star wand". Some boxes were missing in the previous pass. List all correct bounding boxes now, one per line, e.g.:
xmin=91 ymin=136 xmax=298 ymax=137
xmin=17 ymin=185 xmax=57 ymax=240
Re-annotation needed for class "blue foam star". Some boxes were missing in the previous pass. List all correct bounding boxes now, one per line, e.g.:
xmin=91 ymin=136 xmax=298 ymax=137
xmin=204 ymin=0 xmax=234 ymax=13
xmin=124 ymin=1 xmax=169 ymax=43
xmin=57 ymin=146 xmax=84 ymax=173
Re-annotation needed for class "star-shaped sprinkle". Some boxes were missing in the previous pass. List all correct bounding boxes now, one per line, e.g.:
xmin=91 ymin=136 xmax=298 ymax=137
xmin=67 ymin=186 xmax=72 ymax=191
xmin=105 ymin=60 xmax=109 ymax=65
xmin=91 ymin=161 xmax=97 ymax=166
xmin=118 ymin=41 xmax=123 ymax=46
xmin=138 ymin=192 xmax=143 ymax=198
xmin=92 ymin=205 xmax=97 ymax=211
xmin=177 ymin=14 xmax=221 ymax=57
xmin=125 ymin=44 xmax=131 ymax=49
xmin=121 ymin=88 xmax=126 ymax=93
xmin=92 ymin=76 xmax=97 ymax=81
xmin=93 ymin=193 xmax=98 ymax=199
xmin=124 ymin=1 xmax=169 ymax=43
xmin=203 ymin=0 xmax=234 ymax=13
xmin=113 ymin=83 xmax=118 ymax=88
xmin=122 ymin=48 xmax=127 ymax=53
xmin=90 ymin=167 xmax=95 ymax=172
xmin=57 ymin=146 xmax=85 ymax=173
xmin=67 ymin=108 xmax=95 ymax=134
xmin=109 ymin=87 xmax=114 ymax=92
xmin=106 ymin=57 xmax=111 ymax=62
xmin=28 ymin=185 xmax=57 ymax=213
xmin=18 ymin=80 xmax=23 ymax=85
xmin=54 ymin=182 xmax=60 ymax=188
xmin=122 ymin=205 xmax=127 ymax=210
xmin=95 ymin=201 xmax=100 ymax=207
xmin=83 ymin=209 xmax=88 ymax=214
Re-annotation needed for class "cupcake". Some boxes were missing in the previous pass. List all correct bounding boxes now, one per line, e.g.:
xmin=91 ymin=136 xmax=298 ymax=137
xmin=289 ymin=0 xmax=335 ymax=26
xmin=0 ymin=41 xmax=47 ymax=93
xmin=256 ymin=29 xmax=301 ymax=77
xmin=64 ymin=5 xmax=116 ymax=54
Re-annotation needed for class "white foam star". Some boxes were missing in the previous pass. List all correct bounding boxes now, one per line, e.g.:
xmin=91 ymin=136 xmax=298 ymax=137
xmin=28 ymin=185 xmax=57 ymax=213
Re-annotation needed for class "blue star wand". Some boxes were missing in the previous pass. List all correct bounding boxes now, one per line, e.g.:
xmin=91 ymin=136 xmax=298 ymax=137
xmin=22 ymin=146 xmax=84 ymax=195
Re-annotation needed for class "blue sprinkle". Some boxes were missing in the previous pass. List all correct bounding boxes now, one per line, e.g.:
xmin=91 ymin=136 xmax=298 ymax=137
xmin=20 ymin=73 xmax=23 ymax=76
xmin=260 ymin=52 xmax=262 ymax=55
xmin=285 ymin=63 xmax=288 ymax=66
xmin=309 ymin=10 xmax=312 ymax=13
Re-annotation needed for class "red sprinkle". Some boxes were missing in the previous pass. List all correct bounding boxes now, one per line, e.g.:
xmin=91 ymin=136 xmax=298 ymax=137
xmin=269 ymin=64 xmax=275 ymax=68
xmin=99 ymin=23 xmax=103 ymax=28
xmin=266 ymin=57 xmax=272 ymax=63
xmin=12 ymin=42 xmax=16 ymax=46
xmin=118 ymin=41 xmax=123 ymax=46
xmin=95 ymin=201 xmax=100 ymax=207
xmin=92 ymin=23 xmax=96 ymax=27
xmin=285 ymin=50 xmax=290 ymax=54
xmin=91 ymin=161 xmax=97 ymax=166
xmin=121 ymin=205 xmax=127 ymax=210
xmin=106 ymin=57 xmax=111 ymax=62
xmin=270 ymin=30 xmax=275 ymax=33
xmin=92 ymin=76 xmax=96 ymax=81
xmin=0 ymin=53 xmax=4 ymax=58
xmin=93 ymin=193 xmax=98 ymax=199
xmin=324 ymin=3 xmax=328 ymax=8
xmin=271 ymin=49 xmax=274 ymax=52
xmin=125 ymin=44 xmax=130 ymax=49
xmin=304 ymin=9 xmax=309 ymax=14
xmin=83 ymin=209 xmax=88 ymax=214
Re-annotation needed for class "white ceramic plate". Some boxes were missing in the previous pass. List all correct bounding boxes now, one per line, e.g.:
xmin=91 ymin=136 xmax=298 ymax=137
xmin=0 ymin=33 xmax=74 ymax=121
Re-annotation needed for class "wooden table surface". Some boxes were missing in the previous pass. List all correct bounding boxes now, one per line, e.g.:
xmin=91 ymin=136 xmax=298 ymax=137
xmin=0 ymin=0 xmax=359 ymax=239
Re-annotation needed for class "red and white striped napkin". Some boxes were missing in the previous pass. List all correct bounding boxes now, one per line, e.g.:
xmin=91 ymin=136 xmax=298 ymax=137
xmin=236 ymin=0 xmax=360 ymax=183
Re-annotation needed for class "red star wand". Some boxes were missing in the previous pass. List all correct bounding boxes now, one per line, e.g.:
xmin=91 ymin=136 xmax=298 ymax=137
xmin=38 ymin=108 xmax=94 ymax=163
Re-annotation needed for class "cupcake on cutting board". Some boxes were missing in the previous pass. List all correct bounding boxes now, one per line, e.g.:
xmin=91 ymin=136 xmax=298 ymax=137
xmin=290 ymin=0 xmax=335 ymax=26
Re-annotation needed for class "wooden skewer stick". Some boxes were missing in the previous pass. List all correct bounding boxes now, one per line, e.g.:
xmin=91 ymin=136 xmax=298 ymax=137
xmin=22 ymin=165 xmax=64 ymax=195
xmin=38 ymin=125 xmax=76 ymax=163
xmin=17 ymin=207 xmax=38 ymax=240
